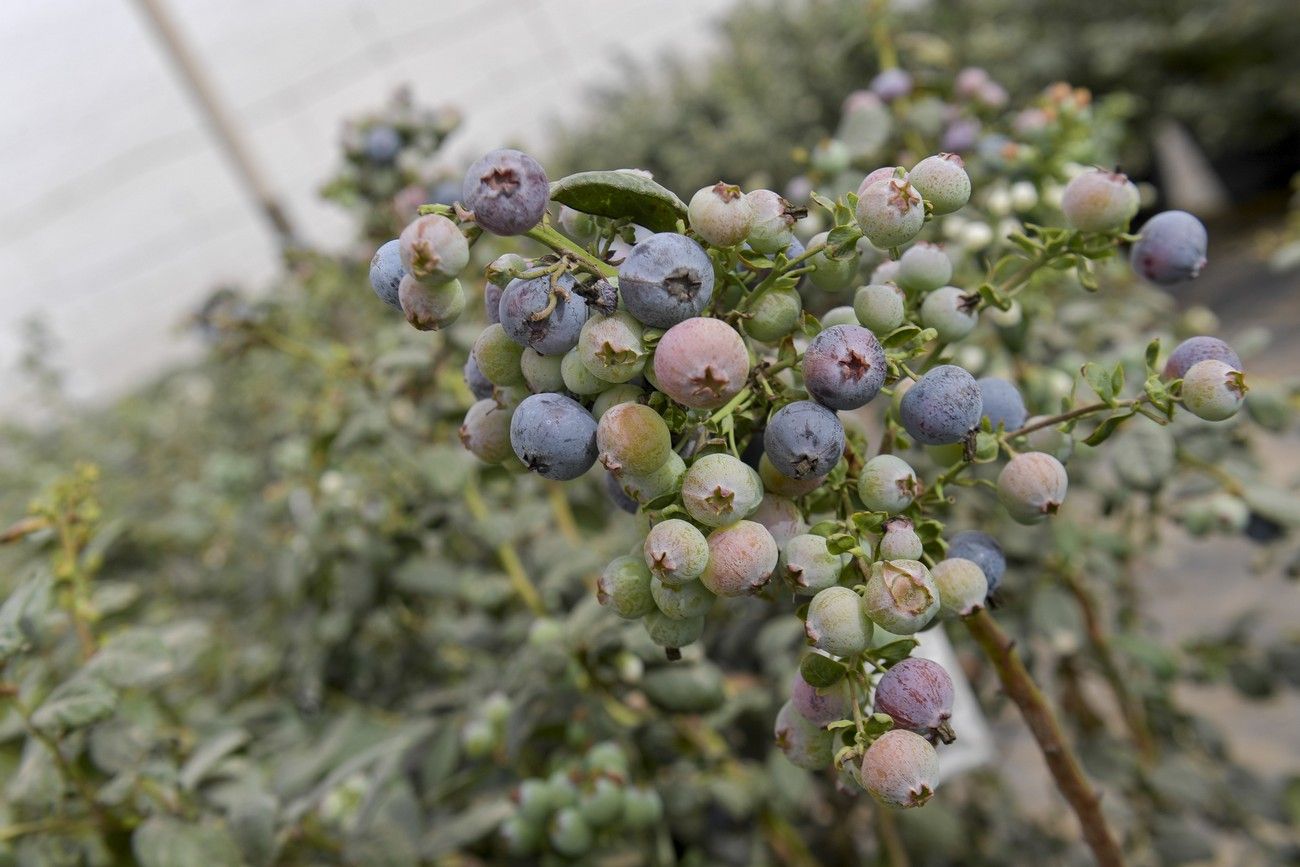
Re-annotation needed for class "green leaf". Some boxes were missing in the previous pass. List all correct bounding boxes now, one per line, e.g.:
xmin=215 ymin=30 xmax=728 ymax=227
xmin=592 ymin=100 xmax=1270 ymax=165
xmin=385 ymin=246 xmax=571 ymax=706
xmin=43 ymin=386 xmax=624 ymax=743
xmin=826 ymin=532 xmax=858 ymax=555
xmin=133 ymin=816 xmax=243 ymax=867
xmin=800 ymin=653 xmax=846 ymax=688
xmin=179 ymin=729 xmax=250 ymax=791
xmin=1145 ymin=338 xmax=1161 ymax=372
xmin=89 ymin=628 xmax=174 ymax=688
xmin=864 ymin=712 xmax=895 ymax=738
xmin=549 ymin=171 xmax=687 ymax=232
xmin=871 ymin=639 xmax=919 ymax=665
xmin=1081 ymin=362 xmax=1116 ymax=405
xmin=1083 ymin=412 xmax=1132 ymax=446
xmin=31 ymin=675 xmax=117 ymax=731
xmin=850 ymin=511 xmax=886 ymax=535
xmin=825 ymin=225 xmax=863 ymax=259
xmin=881 ymin=324 xmax=922 ymax=348
xmin=1110 ymin=361 xmax=1125 ymax=397
xmin=808 ymin=520 xmax=840 ymax=538
xmin=0 ymin=573 xmax=53 ymax=662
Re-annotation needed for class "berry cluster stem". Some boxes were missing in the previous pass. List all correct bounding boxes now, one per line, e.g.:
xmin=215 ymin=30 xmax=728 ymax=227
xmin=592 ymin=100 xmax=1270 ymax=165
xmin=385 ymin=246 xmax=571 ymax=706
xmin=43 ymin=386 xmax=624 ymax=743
xmin=963 ymin=609 xmax=1126 ymax=867
xmin=524 ymin=221 xmax=619 ymax=279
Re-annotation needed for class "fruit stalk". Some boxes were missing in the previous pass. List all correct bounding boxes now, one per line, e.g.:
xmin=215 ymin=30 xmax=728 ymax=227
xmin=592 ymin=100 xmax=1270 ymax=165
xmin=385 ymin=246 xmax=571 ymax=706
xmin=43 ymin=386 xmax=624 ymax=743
xmin=963 ymin=609 xmax=1126 ymax=867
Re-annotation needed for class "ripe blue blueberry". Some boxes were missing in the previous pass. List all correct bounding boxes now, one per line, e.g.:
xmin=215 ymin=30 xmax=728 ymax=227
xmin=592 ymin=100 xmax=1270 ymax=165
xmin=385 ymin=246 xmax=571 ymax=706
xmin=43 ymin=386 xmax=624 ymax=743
xmin=605 ymin=473 xmax=639 ymax=514
xmin=997 ymin=451 xmax=1068 ymax=523
xmin=854 ymin=283 xmax=907 ymax=334
xmin=1163 ymin=336 xmax=1240 ymax=380
xmin=946 ymin=531 xmax=1006 ymax=593
xmin=462 ymin=148 xmax=550 ymax=236
xmin=463 ymin=355 xmax=494 ymax=400
xmin=510 ymin=393 xmax=598 ymax=480
xmin=802 ymin=325 xmax=887 ymax=411
xmin=865 ymin=560 xmax=939 ymax=634
xmin=362 ymin=125 xmax=402 ymax=164
xmin=368 ymin=239 xmax=405 ymax=310
xmin=857 ymin=454 xmax=919 ymax=514
xmin=618 ymin=232 xmax=715 ymax=328
xmin=498 ymin=274 xmax=589 ymax=356
xmin=1060 ymin=168 xmax=1139 ymax=233
xmin=896 ymin=242 xmax=952 ymax=292
xmin=908 ymin=154 xmax=971 ymax=215
xmin=681 ymin=452 xmax=764 ymax=527
xmin=920 ymin=287 xmax=979 ymax=342
xmin=764 ymin=401 xmax=846 ymax=480
xmin=688 ymin=182 xmax=755 ymax=247
xmin=899 ymin=365 xmax=983 ymax=445
xmin=1130 ymin=210 xmax=1207 ymax=284
xmin=977 ymin=377 xmax=1028 ymax=431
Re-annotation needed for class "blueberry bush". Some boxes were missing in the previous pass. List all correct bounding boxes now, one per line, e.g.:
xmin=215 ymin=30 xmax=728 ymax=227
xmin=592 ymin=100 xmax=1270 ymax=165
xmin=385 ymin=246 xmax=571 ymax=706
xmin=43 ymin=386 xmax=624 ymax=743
xmin=3 ymin=34 xmax=1299 ymax=867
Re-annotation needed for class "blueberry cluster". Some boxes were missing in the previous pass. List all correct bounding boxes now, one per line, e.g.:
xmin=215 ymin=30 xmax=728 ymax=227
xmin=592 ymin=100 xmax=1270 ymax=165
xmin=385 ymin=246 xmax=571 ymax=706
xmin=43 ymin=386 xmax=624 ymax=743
xmin=361 ymin=72 xmax=1244 ymax=810
xmin=499 ymin=742 xmax=663 ymax=859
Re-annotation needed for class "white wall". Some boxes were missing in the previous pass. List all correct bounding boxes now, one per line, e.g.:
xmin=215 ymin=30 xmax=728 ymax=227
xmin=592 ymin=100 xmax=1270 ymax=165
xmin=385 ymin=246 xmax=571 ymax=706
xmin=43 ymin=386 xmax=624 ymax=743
xmin=0 ymin=0 xmax=737 ymax=411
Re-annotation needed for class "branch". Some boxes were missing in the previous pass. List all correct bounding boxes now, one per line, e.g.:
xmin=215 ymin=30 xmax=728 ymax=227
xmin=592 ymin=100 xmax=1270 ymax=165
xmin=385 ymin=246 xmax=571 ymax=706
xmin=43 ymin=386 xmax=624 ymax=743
xmin=963 ymin=609 xmax=1126 ymax=867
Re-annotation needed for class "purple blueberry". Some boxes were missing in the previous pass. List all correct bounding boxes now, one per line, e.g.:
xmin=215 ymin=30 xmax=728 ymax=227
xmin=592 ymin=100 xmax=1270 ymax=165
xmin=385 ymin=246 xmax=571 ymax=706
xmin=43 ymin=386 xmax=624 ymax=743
xmin=764 ymin=401 xmax=845 ymax=480
xmin=870 ymin=68 xmax=913 ymax=102
xmin=790 ymin=670 xmax=849 ymax=726
xmin=459 ymin=399 xmax=514 ymax=464
xmin=363 ymin=125 xmax=402 ymax=164
xmin=977 ymin=377 xmax=1028 ymax=431
xmin=509 ymin=393 xmax=598 ymax=480
xmin=462 ymin=148 xmax=550 ymax=236
xmin=463 ymin=355 xmax=494 ymax=400
xmin=802 ymin=325 xmax=887 ymax=411
xmin=946 ymin=531 xmax=1005 ymax=593
xmin=1163 ymin=336 xmax=1240 ymax=380
xmin=605 ymin=473 xmax=640 ymax=514
xmin=1130 ymin=210 xmax=1207 ymax=284
xmin=873 ymin=658 xmax=954 ymax=743
xmin=484 ymin=281 xmax=503 ymax=325
xmin=618 ymin=233 xmax=716 ymax=328
xmin=498 ymin=274 xmax=589 ymax=356
xmin=899 ymin=365 xmax=983 ymax=445
xmin=368 ymin=239 xmax=404 ymax=310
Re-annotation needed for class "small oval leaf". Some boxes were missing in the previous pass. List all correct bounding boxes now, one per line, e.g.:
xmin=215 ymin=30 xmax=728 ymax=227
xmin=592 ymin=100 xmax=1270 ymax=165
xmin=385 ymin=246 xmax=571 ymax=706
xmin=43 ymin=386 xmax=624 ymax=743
xmin=550 ymin=171 xmax=687 ymax=233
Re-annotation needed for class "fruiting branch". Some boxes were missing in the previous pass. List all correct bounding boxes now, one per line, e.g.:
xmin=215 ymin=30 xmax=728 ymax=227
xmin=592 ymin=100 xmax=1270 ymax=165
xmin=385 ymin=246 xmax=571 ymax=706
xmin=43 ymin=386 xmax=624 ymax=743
xmin=963 ymin=609 xmax=1127 ymax=867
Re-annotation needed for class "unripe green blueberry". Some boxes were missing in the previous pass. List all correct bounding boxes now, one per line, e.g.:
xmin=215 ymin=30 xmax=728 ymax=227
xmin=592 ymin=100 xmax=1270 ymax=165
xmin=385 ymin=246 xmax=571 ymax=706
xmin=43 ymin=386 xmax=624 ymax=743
xmin=860 ymin=729 xmax=939 ymax=807
xmin=877 ymin=517 xmax=924 ymax=561
xmin=485 ymin=253 xmax=528 ymax=289
xmin=558 ymin=206 xmax=599 ymax=242
xmin=688 ymin=182 xmax=755 ymax=247
xmin=681 ymin=453 xmax=764 ymax=527
xmin=561 ymin=347 xmax=614 ymax=395
xmin=1181 ymin=360 xmax=1247 ymax=421
xmin=549 ymin=807 xmax=592 ymax=858
xmin=640 ymin=661 xmax=725 ymax=711
xmin=473 ymin=323 xmax=526 ymax=387
xmin=597 ymin=402 xmax=672 ymax=476
xmin=857 ymin=165 xmax=905 ymax=198
xmin=997 ymin=452 xmax=1068 ymax=523
xmin=591 ymin=384 xmax=644 ymax=420
xmin=805 ymin=586 xmax=874 ymax=657
xmin=653 ymin=317 xmax=750 ymax=409
xmin=1060 ymin=168 xmax=1139 ymax=232
xmin=516 ymin=778 xmax=557 ymax=824
xmin=578 ymin=777 xmax=625 ymax=827
xmin=790 ymin=669 xmax=850 ymax=726
xmin=808 ymin=231 xmax=860 ymax=291
xmin=854 ymin=283 xmax=907 ymax=334
xmin=811 ymin=137 xmax=852 ymax=175
xmin=398 ymin=213 xmax=469 ymax=282
xmin=621 ymin=786 xmax=664 ymax=828
xmin=618 ymin=452 xmax=686 ymax=506
xmin=459 ymin=399 xmax=514 ymax=464
xmin=520 ymin=348 xmax=565 ymax=393
xmin=597 ymin=555 xmax=655 ymax=619
xmin=749 ymin=494 xmax=809 ymax=546
xmin=743 ymin=287 xmax=803 ymax=342
xmin=781 ymin=533 xmax=850 ymax=596
xmin=774 ymin=700 xmax=834 ymax=770
xmin=931 ymin=557 xmax=988 ymax=617
xmin=399 ymin=275 xmax=465 ymax=331
xmin=651 ymin=574 xmax=715 ymax=620
xmin=643 ymin=610 xmax=705 ymax=649
xmin=746 ymin=189 xmax=800 ymax=254
xmin=759 ymin=454 xmax=823 ymax=498
xmin=501 ymin=813 xmax=542 ymax=856
xmin=644 ymin=518 xmax=710 ymax=585
xmin=856 ymin=179 xmax=925 ymax=249
xmin=700 ymin=520 xmax=779 ymax=597
xmin=908 ymin=154 xmax=971 ymax=216
xmin=820 ymin=306 xmax=858 ymax=329
xmin=920 ymin=286 xmax=979 ymax=342
xmin=864 ymin=560 xmax=939 ymax=634
xmin=896 ymin=242 xmax=953 ymax=292
xmin=461 ymin=717 xmax=495 ymax=758
xmin=870 ymin=259 xmax=900 ymax=284
xmin=579 ymin=310 xmax=646 ymax=384
xmin=584 ymin=741 xmax=629 ymax=778
xmin=857 ymin=454 xmax=919 ymax=514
